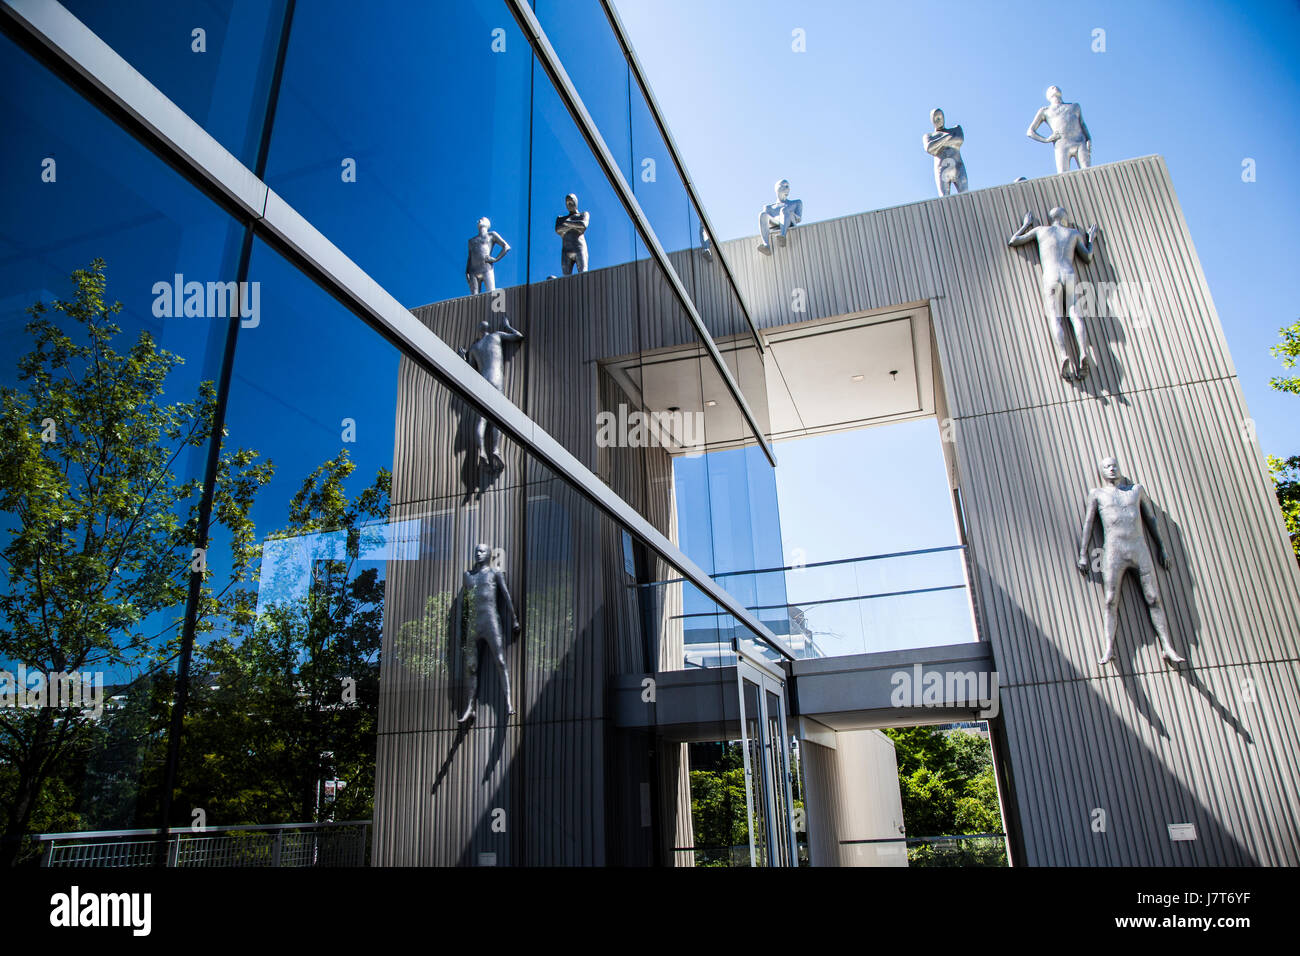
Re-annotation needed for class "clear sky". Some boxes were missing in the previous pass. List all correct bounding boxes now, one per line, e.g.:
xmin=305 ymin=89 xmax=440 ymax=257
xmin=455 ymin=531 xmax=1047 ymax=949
xmin=614 ymin=0 xmax=1300 ymax=464
xmin=617 ymin=0 xmax=1298 ymax=651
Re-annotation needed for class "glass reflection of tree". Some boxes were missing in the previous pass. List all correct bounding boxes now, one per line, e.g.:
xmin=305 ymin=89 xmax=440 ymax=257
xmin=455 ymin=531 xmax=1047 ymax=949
xmin=0 ymin=262 xmax=390 ymax=859
xmin=0 ymin=262 xmax=275 ymax=861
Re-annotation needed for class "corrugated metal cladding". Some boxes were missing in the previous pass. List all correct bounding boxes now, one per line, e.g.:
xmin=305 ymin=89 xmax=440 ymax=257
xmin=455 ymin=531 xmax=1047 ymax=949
xmin=373 ymin=265 xmax=695 ymax=865
xmin=720 ymin=155 xmax=1300 ymax=865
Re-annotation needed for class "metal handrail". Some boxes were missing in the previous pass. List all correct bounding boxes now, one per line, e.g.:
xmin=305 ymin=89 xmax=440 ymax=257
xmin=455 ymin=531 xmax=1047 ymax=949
xmin=672 ymin=583 xmax=969 ymax=620
xmin=840 ymin=832 xmax=1005 ymax=845
xmin=37 ymin=820 xmax=371 ymax=868
xmin=34 ymin=820 xmax=370 ymax=842
xmin=640 ymin=544 xmax=969 ymax=590
xmin=712 ymin=544 xmax=968 ymax=579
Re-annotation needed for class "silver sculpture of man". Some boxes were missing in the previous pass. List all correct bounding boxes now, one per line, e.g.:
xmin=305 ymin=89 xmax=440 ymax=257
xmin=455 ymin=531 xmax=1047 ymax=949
xmin=554 ymin=193 xmax=590 ymax=275
xmin=465 ymin=217 xmax=510 ymax=294
xmin=457 ymin=543 xmax=519 ymax=724
xmin=1008 ymin=207 xmax=1100 ymax=381
xmin=458 ymin=317 xmax=523 ymax=469
xmin=757 ymin=179 xmax=803 ymax=255
xmin=922 ymin=108 xmax=968 ymax=196
xmin=1026 ymin=85 xmax=1092 ymax=174
xmin=1076 ymin=456 xmax=1185 ymax=666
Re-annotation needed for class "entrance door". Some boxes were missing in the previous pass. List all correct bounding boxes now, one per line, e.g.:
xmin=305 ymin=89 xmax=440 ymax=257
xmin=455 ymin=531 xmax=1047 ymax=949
xmin=736 ymin=641 xmax=798 ymax=867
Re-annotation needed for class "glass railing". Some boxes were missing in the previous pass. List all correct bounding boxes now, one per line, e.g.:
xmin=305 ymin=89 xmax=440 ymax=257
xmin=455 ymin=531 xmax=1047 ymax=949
xmin=662 ymin=546 xmax=978 ymax=662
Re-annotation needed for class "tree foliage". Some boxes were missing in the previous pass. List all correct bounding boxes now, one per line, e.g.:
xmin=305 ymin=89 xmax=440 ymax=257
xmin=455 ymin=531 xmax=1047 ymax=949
xmin=0 ymin=263 xmax=388 ymax=864
xmin=177 ymin=452 xmax=388 ymax=825
xmin=1269 ymin=320 xmax=1300 ymax=396
xmin=1266 ymin=320 xmax=1300 ymax=564
xmin=0 ymin=261 xmax=272 ymax=864
xmin=884 ymin=726 xmax=1002 ymax=838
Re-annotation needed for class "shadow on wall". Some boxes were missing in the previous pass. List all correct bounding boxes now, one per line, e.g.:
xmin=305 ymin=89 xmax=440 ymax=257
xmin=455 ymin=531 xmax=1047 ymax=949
xmin=1005 ymin=239 xmax=1133 ymax=409
xmin=985 ymin=570 xmax=1260 ymax=866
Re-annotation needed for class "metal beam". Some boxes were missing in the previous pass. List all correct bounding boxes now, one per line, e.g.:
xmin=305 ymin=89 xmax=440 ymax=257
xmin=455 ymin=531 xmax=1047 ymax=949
xmin=504 ymin=0 xmax=776 ymax=467
xmin=598 ymin=0 xmax=765 ymax=353
xmin=1 ymin=0 xmax=794 ymax=661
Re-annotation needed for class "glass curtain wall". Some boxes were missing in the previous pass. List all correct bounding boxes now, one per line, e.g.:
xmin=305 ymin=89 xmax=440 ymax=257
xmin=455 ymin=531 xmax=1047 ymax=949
xmin=1 ymin=0 xmax=792 ymax=866
xmin=0 ymin=25 xmax=264 ymax=862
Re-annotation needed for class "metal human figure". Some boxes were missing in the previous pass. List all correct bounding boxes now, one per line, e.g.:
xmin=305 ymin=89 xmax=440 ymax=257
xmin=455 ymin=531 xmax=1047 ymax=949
xmin=1008 ymin=206 xmax=1100 ymax=382
xmin=1026 ymin=85 xmax=1092 ymax=174
xmin=1076 ymin=456 xmax=1185 ymax=666
xmin=465 ymin=217 xmax=510 ymax=294
xmin=554 ymin=193 xmax=590 ymax=275
xmin=922 ymin=108 xmax=968 ymax=197
xmin=457 ymin=543 xmax=519 ymax=724
xmin=757 ymin=179 xmax=803 ymax=255
xmin=458 ymin=317 xmax=523 ymax=469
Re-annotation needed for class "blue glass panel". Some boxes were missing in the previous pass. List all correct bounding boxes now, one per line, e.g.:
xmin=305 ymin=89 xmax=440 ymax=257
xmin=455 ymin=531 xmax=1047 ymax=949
xmin=0 ymin=32 xmax=247 ymax=840
xmin=62 ymin=0 xmax=288 ymax=169
xmin=264 ymin=0 xmax=532 ymax=310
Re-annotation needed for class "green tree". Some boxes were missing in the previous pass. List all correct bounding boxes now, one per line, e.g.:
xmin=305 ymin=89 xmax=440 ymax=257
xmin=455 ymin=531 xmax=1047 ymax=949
xmin=887 ymin=726 xmax=956 ymax=778
xmin=1269 ymin=321 xmax=1300 ymax=565
xmin=688 ymin=743 xmax=748 ymax=864
xmin=884 ymin=726 xmax=1002 ymax=838
xmin=949 ymin=726 xmax=994 ymax=780
xmin=0 ymin=261 xmax=272 ymax=865
xmin=1270 ymin=320 xmax=1300 ymax=396
xmin=898 ymin=766 xmax=957 ymax=836
xmin=178 ymin=452 xmax=389 ymax=825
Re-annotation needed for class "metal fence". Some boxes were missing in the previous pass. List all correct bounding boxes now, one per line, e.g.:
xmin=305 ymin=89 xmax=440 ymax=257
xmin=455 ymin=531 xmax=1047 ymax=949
xmin=36 ymin=821 xmax=370 ymax=868
xmin=840 ymin=833 xmax=1008 ymax=867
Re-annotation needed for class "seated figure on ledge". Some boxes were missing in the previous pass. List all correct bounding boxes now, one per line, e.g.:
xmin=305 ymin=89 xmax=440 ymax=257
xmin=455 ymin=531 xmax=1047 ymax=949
xmin=757 ymin=179 xmax=803 ymax=255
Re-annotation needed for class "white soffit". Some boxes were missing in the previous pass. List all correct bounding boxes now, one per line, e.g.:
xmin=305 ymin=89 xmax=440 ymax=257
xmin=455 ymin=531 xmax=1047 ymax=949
xmin=763 ymin=306 xmax=935 ymax=441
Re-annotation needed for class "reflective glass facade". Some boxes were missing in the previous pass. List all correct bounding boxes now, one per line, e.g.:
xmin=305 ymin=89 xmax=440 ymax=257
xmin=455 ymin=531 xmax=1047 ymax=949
xmin=0 ymin=0 xmax=794 ymax=866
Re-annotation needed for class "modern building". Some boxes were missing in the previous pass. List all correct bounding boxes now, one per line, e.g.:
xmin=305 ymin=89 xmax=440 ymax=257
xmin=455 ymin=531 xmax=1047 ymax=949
xmin=2 ymin=0 xmax=1297 ymax=869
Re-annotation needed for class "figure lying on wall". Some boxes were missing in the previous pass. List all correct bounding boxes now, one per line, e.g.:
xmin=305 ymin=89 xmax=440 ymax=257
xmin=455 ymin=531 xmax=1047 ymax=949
xmin=555 ymin=193 xmax=590 ymax=275
xmin=458 ymin=317 xmax=523 ymax=471
xmin=1027 ymin=85 xmax=1092 ymax=174
xmin=1076 ymin=456 xmax=1185 ymax=666
xmin=923 ymin=107 xmax=968 ymax=197
xmin=1008 ymin=206 xmax=1100 ymax=382
xmin=458 ymin=543 xmax=519 ymax=724
xmin=466 ymin=217 xmax=510 ymax=294
xmin=757 ymin=179 xmax=802 ymax=255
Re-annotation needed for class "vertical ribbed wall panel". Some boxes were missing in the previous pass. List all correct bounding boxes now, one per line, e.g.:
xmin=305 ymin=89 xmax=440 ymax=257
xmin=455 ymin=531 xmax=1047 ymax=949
xmin=1000 ymin=662 xmax=1300 ymax=866
xmin=714 ymin=155 xmax=1300 ymax=866
xmin=957 ymin=378 xmax=1300 ymax=686
xmin=377 ymin=155 xmax=1300 ymax=866
xmin=375 ymin=281 xmax=682 ymax=862
xmin=799 ymin=741 xmax=846 ymax=867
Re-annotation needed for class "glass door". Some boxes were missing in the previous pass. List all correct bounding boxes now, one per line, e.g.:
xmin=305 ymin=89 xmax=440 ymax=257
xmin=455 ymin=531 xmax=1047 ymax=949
xmin=735 ymin=642 xmax=797 ymax=867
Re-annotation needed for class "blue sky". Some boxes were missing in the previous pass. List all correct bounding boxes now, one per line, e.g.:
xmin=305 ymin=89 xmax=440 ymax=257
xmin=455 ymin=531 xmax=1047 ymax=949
xmin=615 ymin=0 xmax=1299 ymax=461
xmin=619 ymin=0 xmax=1299 ymax=648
